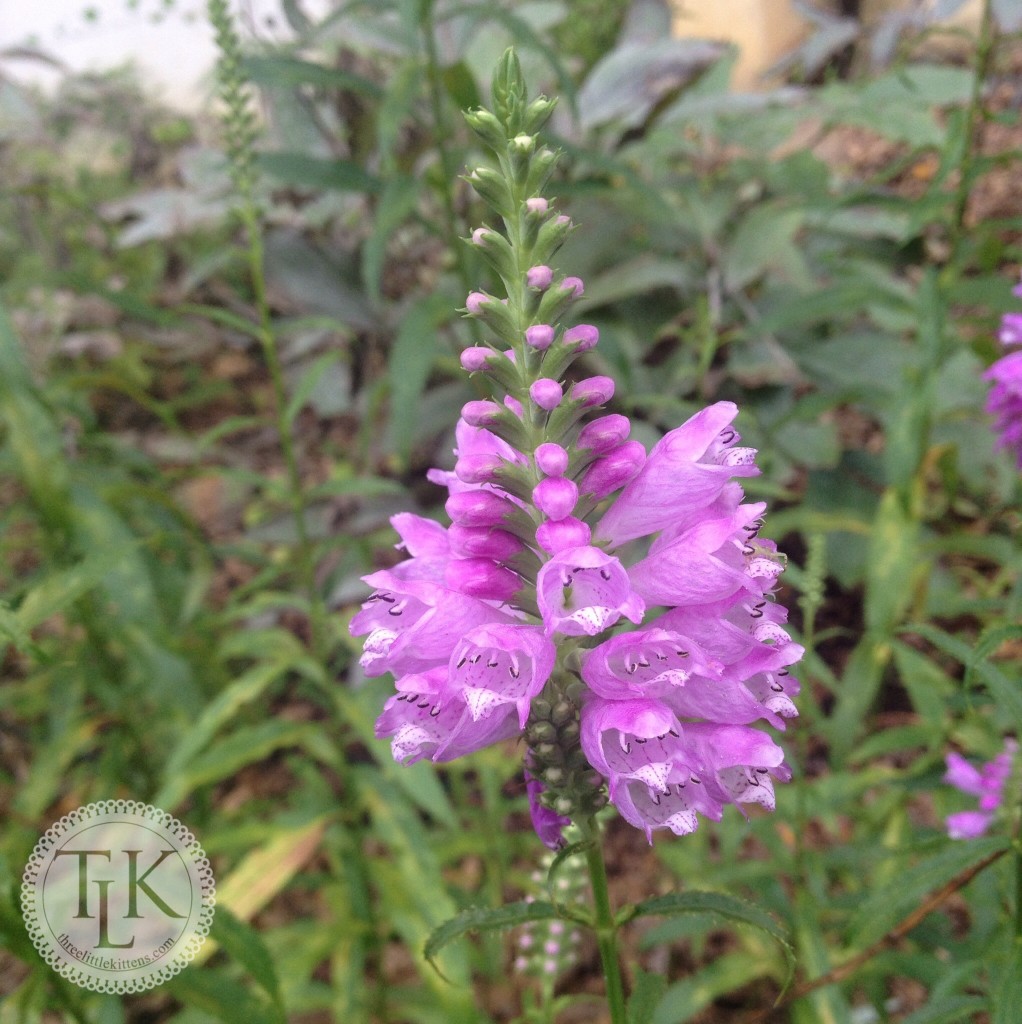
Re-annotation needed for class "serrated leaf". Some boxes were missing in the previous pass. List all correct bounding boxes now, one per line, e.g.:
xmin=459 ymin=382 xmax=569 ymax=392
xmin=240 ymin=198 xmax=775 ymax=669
xmin=623 ymin=890 xmax=794 ymax=984
xmin=424 ymin=900 xmax=562 ymax=975
xmin=848 ymin=836 xmax=1010 ymax=948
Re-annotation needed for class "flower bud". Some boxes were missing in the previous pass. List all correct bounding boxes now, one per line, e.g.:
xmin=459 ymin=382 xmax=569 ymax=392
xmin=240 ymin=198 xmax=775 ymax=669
xmin=466 ymin=291 xmax=490 ymax=315
xmin=562 ymin=276 xmax=584 ymax=297
xmin=446 ymin=489 xmax=514 ymax=527
xmin=579 ymin=441 xmax=645 ymax=499
xmin=462 ymin=400 xmax=503 ymax=426
xmin=460 ymin=346 xmax=493 ymax=372
xmin=455 ymin=453 xmax=504 ymax=484
xmin=532 ymin=477 xmax=578 ymax=521
xmin=534 ymin=442 xmax=569 ymax=477
xmin=463 ymin=107 xmax=505 ymax=148
xmin=511 ymin=133 xmax=535 ymax=154
xmin=467 ymin=166 xmax=513 ymax=215
xmin=525 ymin=324 xmax=555 ymax=350
xmin=526 ymin=197 xmax=549 ymax=215
xmin=527 ymin=265 xmax=553 ymax=290
xmin=535 ymin=516 xmax=592 ymax=555
xmin=530 ymin=378 xmax=563 ymax=411
xmin=578 ymin=414 xmax=631 ymax=453
xmin=449 ymin=523 xmax=523 ymax=560
xmin=445 ymin=557 xmax=520 ymax=601
xmin=564 ymin=324 xmax=598 ymax=352
xmin=570 ymin=376 xmax=614 ymax=407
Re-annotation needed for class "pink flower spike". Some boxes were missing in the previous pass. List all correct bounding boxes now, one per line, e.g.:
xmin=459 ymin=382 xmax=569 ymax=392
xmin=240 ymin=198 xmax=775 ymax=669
xmin=571 ymin=376 xmax=614 ymax=407
xmin=445 ymin=557 xmax=521 ymax=602
xmin=466 ymin=291 xmax=490 ymax=314
xmin=530 ymin=378 xmax=563 ymax=411
xmin=536 ymin=546 xmax=644 ymax=637
xmin=532 ymin=477 xmax=578 ymax=521
xmin=527 ymin=265 xmax=554 ymax=290
xmin=526 ymin=197 xmax=549 ymax=214
xmin=461 ymin=400 xmax=503 ymax=427
xmin=535 ymin=442 xmax=569 ymax=477
xmin=526 ymin=324 xmax=555 ymax=350
xmin=461 ymin=346 xmax=493 ymax=372
xmin=535 ymin=516 xmax=591 ymax=554
xmin=562 ymin=276 xmax=584 ymax=297
xmin=564 ymin=324 xmax=598 ymax=352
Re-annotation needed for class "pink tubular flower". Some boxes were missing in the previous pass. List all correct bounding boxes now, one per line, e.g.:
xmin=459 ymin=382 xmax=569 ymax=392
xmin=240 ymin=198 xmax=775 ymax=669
xmin=596 ymin=402 xmax=759 ymax=546
xmin=536 ymin=546 xmax=644 ymax=637
xmin=446 ymin=623 xmax=556 ymax=728
xmin=945 ymin=740 xmax=1017 ymax=839
xmin=985 ymin=350 xmax=1022 ymax=468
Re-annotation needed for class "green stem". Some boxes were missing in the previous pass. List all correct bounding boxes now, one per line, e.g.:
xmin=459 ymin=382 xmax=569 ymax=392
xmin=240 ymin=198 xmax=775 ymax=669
xmin=947 ymin=0 xmax=995 ymax=268
xmin=237 ymin=200 xmax=327 ymax=659
xmin=579 ymin=818 xmax=628 ymax=1024
xmin=420 ymin=0 xmax=482 ymax=343
xmin=1015 ymin=840 xmax=1022 ymax=940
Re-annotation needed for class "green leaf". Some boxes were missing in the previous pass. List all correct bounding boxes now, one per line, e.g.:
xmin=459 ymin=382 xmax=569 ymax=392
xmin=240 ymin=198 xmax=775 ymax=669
xmin=652 ymin=951 xmax=770 ymax=1024
xmin=241 ymin=55 xmax=382 ymax=97
xmin=386 ymin=294 xmax=451 ymax=460
xmin=424 ymin=900 xmax=562 ymax=977
xmin=623 ymin=890 xmax=794 ymax=985
xmin=865 ymin=489 xmax=921 ymax=634
xmin=285 ymin=351 xmax=344 ymax=427
xmin=164 ymin=967 xmax=282 ymax=1024
xmin=160 ymin=660 xmax=289 ymax=785
xmin=993 ymin=943 xmax=1022 ymax=1024
xmin=257 ymin=152 xmax=378 ymax=194
xmin=724 ymin=204 xmax=807 ymax=292
xmin=628 ymin=969 xmax=667 ymax=1024
xmin=848 ymin=836 xmax=1010 ymax=948
xmin=361 ymin=174 xmax=421 ymax=304
xmin=209 ymin=906 xmax=283 ymax=1011
xmin=826 ymin=635 xmax=888 ymax=760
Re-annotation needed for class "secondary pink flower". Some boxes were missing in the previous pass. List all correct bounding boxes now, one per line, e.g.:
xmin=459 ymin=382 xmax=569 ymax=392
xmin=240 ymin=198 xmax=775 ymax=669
xmin=945 ymin=740 xmax=1017 ymax=839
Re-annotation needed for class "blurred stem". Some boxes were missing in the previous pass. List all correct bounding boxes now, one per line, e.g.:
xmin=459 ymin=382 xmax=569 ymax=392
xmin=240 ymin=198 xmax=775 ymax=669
xmin=579 ymin=817 xmax=627 ymax=1024
xmin=237 ymin=200 xmax=326 ymax=656
xmin=1015 ymin=840 xmax=1022 ymax=939
xmin=420 ymin=0 xmax=481 ymax=340
xmin=947 ymin=0 xmax=994 ymax=268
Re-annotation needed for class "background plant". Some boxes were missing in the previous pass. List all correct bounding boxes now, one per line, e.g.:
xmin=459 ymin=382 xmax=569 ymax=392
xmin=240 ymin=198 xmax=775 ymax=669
xmin=1 ymin=1 xmax=1020 ymax=1022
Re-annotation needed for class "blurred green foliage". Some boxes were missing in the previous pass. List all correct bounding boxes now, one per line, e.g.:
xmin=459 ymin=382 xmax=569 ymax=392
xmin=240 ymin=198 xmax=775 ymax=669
xmin=1 ymin=1 xmax=1020 ymax=1022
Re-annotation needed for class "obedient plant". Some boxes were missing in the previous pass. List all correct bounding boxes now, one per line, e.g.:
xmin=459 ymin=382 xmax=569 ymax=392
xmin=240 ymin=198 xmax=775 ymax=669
xmin=351 ymin=53 xmax=801 ymax=850
xmin=944 ymin=740 xmax=1018 ymax=840
xmin=985 ymin=276 xmax=1022 ymax=467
